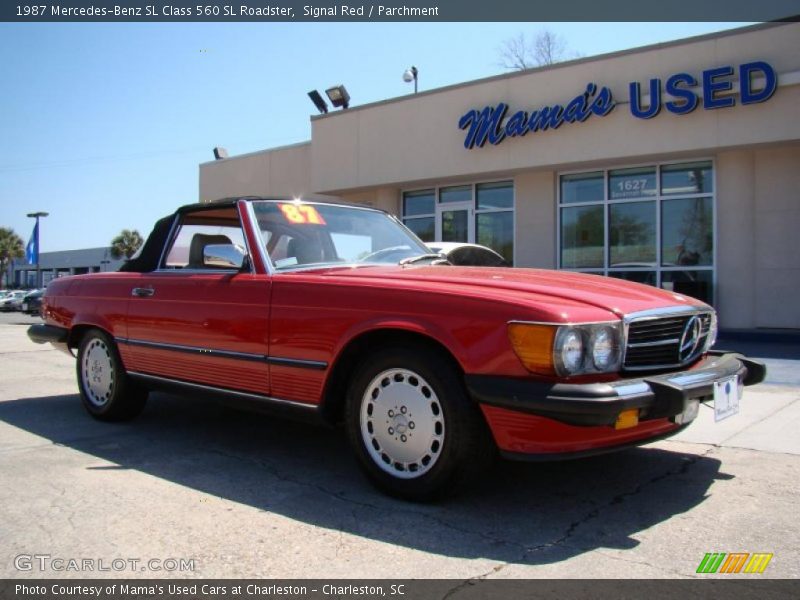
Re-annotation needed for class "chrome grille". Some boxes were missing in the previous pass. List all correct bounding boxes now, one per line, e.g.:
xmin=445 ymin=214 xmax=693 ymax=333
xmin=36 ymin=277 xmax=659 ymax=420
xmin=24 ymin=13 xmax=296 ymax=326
xmin=623 ymin=310 xmax=713 ymax=371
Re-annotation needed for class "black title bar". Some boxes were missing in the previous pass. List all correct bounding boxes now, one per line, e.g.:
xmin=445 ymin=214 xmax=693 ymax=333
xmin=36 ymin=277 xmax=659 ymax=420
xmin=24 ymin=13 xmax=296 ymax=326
xmin=2 ymin=1 xmax=800 ymax=22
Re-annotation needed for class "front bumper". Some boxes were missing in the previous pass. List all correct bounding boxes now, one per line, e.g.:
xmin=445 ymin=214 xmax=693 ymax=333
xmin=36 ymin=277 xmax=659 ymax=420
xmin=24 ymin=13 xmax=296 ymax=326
xmin=466 ymin=351 xmax=766 ymax=428
xmin=28 ymin=323 xmax=69 ymax=345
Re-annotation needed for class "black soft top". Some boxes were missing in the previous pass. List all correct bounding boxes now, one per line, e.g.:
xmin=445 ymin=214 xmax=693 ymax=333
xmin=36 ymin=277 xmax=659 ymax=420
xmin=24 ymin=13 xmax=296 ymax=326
xmin=119 ymin=200 xmax=241 ymax=273
xmin=118 ymin=214 xmax=174 ymax=273
xmin=117 ymin=197 xmax=386 ymax=273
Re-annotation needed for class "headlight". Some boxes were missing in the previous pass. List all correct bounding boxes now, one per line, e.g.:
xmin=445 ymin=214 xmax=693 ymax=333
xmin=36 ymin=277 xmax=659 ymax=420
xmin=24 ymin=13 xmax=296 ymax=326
xmin=590 ymin=326 xmax=621 ymax=371
xmin=555 ymin=328 xmax=584 ymax=375
xmin=508 ymin=321 xmax=623 ymax=377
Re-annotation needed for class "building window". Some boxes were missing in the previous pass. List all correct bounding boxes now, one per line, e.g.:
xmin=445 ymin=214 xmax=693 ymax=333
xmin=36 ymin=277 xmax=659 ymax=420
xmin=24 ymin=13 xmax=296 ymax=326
xmin=476 ymin=182 xmax=514 ymax=264
xmin=402 ymin=181 xmax=514 ymax=264
xmin=558 ymin=161 xmax=714 ymax=305
xmin=402 ymin=189 xmax=435 ymax=242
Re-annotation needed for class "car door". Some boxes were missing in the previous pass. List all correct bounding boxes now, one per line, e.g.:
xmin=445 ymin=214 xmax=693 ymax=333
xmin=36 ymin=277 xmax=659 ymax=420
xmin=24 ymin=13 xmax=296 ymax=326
xmin=121 ymin=204 xmax=271 ymax=397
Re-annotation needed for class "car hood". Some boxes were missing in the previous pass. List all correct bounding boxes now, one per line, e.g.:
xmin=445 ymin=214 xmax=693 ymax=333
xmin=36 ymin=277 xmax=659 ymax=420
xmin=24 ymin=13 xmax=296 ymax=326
xmin=307 ymin=265 xmax=707 ymax=319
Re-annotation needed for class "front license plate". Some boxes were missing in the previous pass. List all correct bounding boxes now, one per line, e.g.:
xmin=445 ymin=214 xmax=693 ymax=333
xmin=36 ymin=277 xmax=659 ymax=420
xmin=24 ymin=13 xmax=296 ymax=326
xmin=21 ymin=303 xmax=27 ymax=311
xmin=714 ymin=376 xmax=740 ymax=422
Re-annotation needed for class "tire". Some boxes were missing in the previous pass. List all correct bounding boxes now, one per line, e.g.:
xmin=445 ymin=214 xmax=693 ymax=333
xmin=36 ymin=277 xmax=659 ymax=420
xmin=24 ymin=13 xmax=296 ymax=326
xmin=76 ymin=329 xmax=148 ymax=421
xmin=345 ymin=344 xmax=494 ymax=501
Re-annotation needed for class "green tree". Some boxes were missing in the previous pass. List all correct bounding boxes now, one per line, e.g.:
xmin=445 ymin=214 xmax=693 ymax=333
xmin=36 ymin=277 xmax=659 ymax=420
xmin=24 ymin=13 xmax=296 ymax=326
xmin=0 ymin=228 xmax=25 ymax=288
xmin=110 ymin=229 xmax=144 ymax=260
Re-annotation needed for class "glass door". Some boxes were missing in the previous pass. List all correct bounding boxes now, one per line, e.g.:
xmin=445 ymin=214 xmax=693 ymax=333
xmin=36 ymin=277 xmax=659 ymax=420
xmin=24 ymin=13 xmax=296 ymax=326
xmin=437 ymin=202 xmax=473 ymax=243
xmin=436 ymin=185 xmax=474 ymax=243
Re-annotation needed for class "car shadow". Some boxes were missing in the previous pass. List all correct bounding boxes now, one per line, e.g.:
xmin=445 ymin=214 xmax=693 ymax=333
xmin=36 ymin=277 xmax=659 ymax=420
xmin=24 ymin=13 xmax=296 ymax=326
xmin=0 ymin=392 xmax=728 ymax=565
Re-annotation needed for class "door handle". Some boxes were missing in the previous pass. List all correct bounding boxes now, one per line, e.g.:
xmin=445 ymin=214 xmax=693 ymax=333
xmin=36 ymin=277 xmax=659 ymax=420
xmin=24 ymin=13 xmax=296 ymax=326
xmin=131 ymin=287 xmax=155 ymax=298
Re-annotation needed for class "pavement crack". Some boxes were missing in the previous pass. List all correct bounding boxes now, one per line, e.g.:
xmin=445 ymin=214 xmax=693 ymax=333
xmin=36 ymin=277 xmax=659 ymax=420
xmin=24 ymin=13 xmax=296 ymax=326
xmin=534 ymin=446 xmax=716 ymax=553
xmin=441 ymin=563 xmax=509 ymax=600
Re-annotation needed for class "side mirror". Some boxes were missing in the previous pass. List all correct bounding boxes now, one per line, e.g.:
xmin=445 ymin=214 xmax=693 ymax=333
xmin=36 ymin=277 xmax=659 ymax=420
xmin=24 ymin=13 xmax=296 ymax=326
xmin=203 ymin=244 xmax=247 ymax=270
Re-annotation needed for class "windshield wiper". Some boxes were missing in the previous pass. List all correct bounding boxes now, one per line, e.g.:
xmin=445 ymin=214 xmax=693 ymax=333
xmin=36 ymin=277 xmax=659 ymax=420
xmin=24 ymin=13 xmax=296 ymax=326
xmin=398 ymin=253 xmax=449 ymax=265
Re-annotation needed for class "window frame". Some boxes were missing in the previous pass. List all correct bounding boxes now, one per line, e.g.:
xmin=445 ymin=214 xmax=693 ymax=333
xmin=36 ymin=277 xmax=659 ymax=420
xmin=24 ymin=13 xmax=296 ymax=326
xmin=157 ymin=206 xmax=255 ymax=274
xmin=557 ymin=158 xmax=717 ymax=306
xmin=401 ymin=180 xmax=516 ymax=265
xmin=400 ymin=188 xmax=436 ymax=244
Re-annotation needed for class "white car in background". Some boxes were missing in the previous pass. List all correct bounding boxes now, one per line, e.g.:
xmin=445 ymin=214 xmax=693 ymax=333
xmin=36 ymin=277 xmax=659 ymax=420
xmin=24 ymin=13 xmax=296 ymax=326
xmin=0 ymin=290 xmax=28 ymax=312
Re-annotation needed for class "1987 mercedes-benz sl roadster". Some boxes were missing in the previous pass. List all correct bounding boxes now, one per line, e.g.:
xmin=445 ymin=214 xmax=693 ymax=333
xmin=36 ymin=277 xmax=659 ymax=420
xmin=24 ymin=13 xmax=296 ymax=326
xmin=28 ymin=198 xmax=766 ymax=500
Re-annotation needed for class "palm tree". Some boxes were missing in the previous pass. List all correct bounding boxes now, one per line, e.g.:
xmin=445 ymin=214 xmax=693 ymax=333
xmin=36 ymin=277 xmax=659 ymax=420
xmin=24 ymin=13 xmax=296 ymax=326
xmin=110 ymin=229 xmax=144 ymax=260
xmin=0 ymin=228 xmax=25 ymax=288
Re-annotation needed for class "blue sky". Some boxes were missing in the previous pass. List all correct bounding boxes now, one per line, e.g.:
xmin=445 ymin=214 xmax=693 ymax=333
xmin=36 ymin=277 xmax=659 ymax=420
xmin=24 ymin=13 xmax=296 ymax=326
xmin=0 ymin=22 xmax=750 ymax=252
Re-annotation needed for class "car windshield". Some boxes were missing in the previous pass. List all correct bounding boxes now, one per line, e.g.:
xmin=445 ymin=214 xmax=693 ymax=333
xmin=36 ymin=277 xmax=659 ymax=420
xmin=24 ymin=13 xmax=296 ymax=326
xmin=253 ymin=201 xmax=432 ymax=270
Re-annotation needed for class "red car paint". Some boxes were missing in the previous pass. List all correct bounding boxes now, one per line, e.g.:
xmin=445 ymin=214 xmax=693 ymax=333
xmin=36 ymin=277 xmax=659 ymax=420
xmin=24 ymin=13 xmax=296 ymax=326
xmin=39 ymin=200 xmax=719 ymax=457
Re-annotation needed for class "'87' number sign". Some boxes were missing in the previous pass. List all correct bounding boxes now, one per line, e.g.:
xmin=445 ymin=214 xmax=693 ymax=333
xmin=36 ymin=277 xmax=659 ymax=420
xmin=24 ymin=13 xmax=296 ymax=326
xmin=279 ymin=203 xmax=327 ymax=225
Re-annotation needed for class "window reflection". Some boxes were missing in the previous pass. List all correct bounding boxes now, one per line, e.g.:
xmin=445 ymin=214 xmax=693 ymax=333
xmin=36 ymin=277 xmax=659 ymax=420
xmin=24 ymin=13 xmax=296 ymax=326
xmin=442 ymin=210 xmax=468 ymax=242
xmin=609 ymin=202 xmax=656 ymax=265
xmin=560 ymin=161 xmax=714 ymax=305
xmin=440 ymin=186 xmax=471 ymax=204
xmin=561 ymin=172 xmax=603 ymax=204
xmin=477 ymin=211 xmax=513 ymax=264
xmin=662 ymin=197 xmax=713 ymax=266
xmin=608 ymin=271 xmax=656 ymax=285
xmin=561 ymin=205 xmax=604 ymax=268
xmin=476 ymin=182 xmax=514 ymax=210
xmin=404 ymin=217 xmax=434 ymax=242
xmin=662 ymin=270 xmax=713 ymax=304
xmin=403 ymin=190 xmax=435 ymax=216
xmin=662 ymin=161 xmax=713 ymax=195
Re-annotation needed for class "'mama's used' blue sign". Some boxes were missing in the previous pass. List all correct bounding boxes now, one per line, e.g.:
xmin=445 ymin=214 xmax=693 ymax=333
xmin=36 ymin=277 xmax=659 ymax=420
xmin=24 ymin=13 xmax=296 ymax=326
xmin=458 ymin=61 xmax=777 ymax=149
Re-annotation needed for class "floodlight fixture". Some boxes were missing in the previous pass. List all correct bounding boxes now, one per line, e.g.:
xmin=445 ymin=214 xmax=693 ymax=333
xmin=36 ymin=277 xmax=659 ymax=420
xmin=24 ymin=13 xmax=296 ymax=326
xmin=308 ymin=90 xmax=329 ymax=114
xmin=325 ymin=85 xmax=350 ymax=109
xmin=213 ymin=147 xmax=228 ymax=160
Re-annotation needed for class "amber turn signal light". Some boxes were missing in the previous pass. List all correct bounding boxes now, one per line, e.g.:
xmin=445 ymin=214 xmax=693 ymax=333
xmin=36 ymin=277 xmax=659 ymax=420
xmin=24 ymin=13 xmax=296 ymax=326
xmin=507 ymin=323 xmax=557 ymax=376
xmin=614 ymin=409 xmax=639 ymax=430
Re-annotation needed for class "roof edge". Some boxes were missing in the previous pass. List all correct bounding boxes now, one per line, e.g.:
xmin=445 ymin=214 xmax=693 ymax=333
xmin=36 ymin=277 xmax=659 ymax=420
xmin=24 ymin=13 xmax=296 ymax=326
xmin=311 ymin=22 xmax=788 ymax=121
xmin=199 ymin=140 xmax=311 ymax=167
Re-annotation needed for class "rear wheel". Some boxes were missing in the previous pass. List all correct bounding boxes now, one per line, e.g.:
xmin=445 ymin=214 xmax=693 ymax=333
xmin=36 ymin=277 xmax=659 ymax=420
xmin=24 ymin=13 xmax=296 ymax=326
xmin=76 ymin=329 xmax=147 ymax=421
xmin=345 ymin=345 xmax=493 ymax=501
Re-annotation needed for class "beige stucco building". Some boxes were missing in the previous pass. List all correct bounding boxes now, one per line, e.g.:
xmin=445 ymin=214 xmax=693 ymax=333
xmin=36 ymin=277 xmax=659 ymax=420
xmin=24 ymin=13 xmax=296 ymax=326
xmin=199 ymin=22 xmax=800 ymax=331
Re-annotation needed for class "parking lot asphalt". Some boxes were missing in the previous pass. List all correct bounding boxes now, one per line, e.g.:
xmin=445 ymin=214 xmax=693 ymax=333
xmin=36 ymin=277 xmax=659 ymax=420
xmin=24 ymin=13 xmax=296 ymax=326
xmin=1 ymin=312 xmax=798 ymax=580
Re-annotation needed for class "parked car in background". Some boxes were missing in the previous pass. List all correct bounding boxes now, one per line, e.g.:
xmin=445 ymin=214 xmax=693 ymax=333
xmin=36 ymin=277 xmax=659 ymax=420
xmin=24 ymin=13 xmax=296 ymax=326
xmin=427 ymin=242 xmax=509 ymax=267
xmin=21 ymin=289 xmax=44 ymax=316
xmin=0 ymin=290 xmax=27 ymax=312
xmin=28 ymin=198 xmax=765 ymax=500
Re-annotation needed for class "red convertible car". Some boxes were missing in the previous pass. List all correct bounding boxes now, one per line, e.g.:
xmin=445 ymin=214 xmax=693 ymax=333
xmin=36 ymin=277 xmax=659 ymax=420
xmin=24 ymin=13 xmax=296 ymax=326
xmin=29 ymin=198 xmax=765 ymax=500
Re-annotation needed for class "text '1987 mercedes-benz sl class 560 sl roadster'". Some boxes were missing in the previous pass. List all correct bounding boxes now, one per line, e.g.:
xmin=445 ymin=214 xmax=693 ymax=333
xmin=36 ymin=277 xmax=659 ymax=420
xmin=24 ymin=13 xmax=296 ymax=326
xmin=28 ymin=198 xmax=766 ymax=500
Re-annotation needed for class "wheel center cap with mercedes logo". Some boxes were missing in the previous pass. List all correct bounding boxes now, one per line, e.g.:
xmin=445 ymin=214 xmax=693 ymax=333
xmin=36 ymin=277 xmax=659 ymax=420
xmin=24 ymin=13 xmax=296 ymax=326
xmin=679 ymin=315 xmax=702 ymax=362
